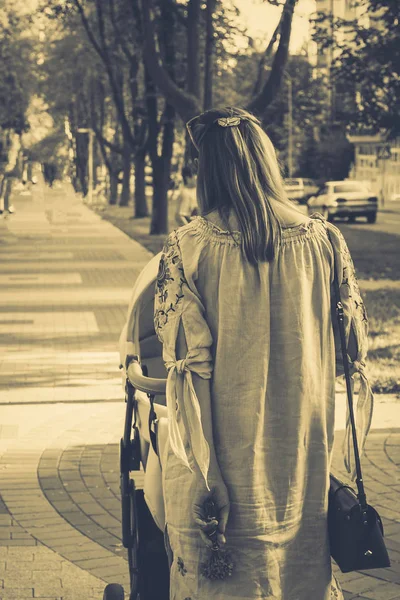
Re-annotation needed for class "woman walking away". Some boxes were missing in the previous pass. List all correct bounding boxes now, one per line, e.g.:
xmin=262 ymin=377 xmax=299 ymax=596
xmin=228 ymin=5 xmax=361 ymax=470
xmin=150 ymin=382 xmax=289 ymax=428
xmin=175 ymin=165 xmax=198 ymax=226
xmin=154 ymin=107 xmax=373 ymax=599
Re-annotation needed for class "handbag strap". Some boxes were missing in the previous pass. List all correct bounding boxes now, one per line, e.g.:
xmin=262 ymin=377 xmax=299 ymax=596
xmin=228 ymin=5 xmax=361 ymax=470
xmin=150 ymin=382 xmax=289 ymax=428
xmin=327 ymin=228 xmax=368 ymax=512
xmin=148 ymin=393 xmax=158 ymax=455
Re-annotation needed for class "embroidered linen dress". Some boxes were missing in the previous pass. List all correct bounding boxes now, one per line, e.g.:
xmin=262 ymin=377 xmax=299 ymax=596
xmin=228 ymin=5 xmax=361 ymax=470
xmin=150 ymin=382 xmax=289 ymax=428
xmin=154 ymin=214 xmax=373 ymax=600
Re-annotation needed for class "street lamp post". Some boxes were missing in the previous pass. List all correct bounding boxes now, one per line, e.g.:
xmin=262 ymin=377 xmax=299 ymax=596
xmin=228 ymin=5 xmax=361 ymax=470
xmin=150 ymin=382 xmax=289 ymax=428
xmin=328 ymin=0 xmax=335 ymax=122
xmin=77 ymin=128 xmax=94 ymax=204
xmin=286 ymin=75 xmax=293 ymax=178
xmin=282 ymin=72 xmax=293 ymax=178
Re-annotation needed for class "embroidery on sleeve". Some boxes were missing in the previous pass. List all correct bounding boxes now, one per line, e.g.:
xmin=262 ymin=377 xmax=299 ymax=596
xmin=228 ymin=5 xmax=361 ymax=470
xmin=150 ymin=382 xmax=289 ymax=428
xmin=331 ymin=574 xmax=344 ymax=599
xmin=338 ymin=231 xmax=368 ymax=326
xmin=177 ymin=556 xmax=187 ymax=576
xmin=320 ymin=214 xmax=368 ymax=330
xmin=154 ymin=231 xmax=187 ymax=335
xmin=355 ymin=299 xmax=368 ymax=322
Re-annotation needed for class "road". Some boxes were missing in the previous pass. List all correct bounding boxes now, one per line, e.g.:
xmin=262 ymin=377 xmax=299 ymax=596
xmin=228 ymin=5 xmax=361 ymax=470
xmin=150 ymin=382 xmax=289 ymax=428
xmin=333 ymin=202 xmax=400 ymax=237
xmin=297 ymin=200 xmax=400 ymax=237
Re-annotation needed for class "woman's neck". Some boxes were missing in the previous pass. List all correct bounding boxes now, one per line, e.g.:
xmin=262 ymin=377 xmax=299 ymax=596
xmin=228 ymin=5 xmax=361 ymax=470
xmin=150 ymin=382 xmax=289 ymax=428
xmin=202 ymin=201 xmax=309 ymax=231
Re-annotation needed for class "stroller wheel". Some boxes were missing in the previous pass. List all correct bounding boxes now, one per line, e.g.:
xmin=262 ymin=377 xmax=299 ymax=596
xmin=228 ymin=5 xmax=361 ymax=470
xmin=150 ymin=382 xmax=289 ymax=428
xmin=103 ymin=583 xmax=125 ymax=600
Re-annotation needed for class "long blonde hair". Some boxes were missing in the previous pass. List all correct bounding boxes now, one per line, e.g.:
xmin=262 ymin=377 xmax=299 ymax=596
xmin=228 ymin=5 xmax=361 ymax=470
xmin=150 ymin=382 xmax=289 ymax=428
xmin=187 ymin=107 xmax=296 ymax=264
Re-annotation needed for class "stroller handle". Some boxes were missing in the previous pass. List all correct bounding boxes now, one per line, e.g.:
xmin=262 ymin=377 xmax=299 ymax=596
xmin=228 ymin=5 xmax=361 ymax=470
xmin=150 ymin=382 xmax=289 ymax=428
xmin=127 ymin=358 xmax=167 ymax=395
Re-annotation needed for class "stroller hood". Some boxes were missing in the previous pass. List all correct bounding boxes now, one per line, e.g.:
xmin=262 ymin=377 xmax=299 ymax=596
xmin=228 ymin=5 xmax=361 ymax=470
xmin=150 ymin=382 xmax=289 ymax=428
xmin=119 ymin=251 xmax=162 ymax=371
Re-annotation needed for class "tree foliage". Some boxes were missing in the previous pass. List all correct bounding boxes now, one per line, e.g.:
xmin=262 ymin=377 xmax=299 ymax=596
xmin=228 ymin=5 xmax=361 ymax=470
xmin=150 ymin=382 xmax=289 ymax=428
xmin=313 ymin=0 xmax=400 ymax=136
xmin=261 ymin=55 xmax=326 ymax=174
xmin=34 ymin=0 xmax=324 ymax=231
xmin=0 ymin=3 xmax=38 ymax=175
xmin=140 ymin=0 xmax=299 ymax=122
xmin=299 ymin=127 xmax=354 ymax=181
xmin=0 ymin=7 xmax=36 ymax=133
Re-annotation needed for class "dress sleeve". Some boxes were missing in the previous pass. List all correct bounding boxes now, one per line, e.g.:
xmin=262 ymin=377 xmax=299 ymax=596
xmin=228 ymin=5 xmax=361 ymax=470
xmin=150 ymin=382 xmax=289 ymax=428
xmin=328 ymin=223 xmax=374 ymax=481
xmin=154 ymin=229 xmax=213 ymax=487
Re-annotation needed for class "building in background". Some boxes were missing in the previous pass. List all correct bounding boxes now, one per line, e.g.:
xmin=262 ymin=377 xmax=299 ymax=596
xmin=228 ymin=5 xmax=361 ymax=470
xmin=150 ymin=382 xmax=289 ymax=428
xmin=347 ymin=133 xmax=400 ymax=205
xmin=314 ymin=0 xmax=359 ymax=71
xmin=313 ymin=1 xmax=399 ymax=201
xmin=314 ymin=0 xmax=364 ymax=122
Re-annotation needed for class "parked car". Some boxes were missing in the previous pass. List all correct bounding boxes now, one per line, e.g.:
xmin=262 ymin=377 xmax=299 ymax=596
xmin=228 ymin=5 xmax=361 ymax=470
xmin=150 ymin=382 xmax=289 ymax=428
xmin=307 ymin=180 xmax=378 ymax=223
xmin=284 ymin=178 xmax=319 ymax=204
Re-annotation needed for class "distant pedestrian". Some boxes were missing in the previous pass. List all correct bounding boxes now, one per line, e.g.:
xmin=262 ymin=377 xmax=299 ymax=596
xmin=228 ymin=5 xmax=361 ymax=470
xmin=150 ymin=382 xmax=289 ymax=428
xmin=0 ymin=165 xmax=17 ymax=215
xmin=43 ymin=163 xmax=49 ymax=185
xmin=154 ymin=106 xmax=373 ymax=599
xmin=43 ymin=162 xmax=57 ymax=188
xmin=175 ymin=165 xmax=198 ymax=226
xmin=27 ymin=159 xmax=33 ymax=183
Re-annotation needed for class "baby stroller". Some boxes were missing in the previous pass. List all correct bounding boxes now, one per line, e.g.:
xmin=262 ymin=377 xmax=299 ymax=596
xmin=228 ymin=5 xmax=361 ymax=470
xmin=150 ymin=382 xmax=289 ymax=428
xmin=103 ymin=252 xmax=171 ymax=600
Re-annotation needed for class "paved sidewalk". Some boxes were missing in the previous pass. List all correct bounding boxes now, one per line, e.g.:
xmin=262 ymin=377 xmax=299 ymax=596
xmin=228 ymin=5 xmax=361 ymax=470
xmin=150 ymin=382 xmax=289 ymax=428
xmin=0 ymin=177 xmax=399 ymax=599
xmin=0 ymin=178 xmax=149 ymax=598
xmin=0 ymin=178 xmax=152 ymax=406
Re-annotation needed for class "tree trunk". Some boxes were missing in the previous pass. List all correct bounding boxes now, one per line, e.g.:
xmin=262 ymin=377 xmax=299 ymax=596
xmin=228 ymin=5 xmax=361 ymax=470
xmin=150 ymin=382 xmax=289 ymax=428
xmin=246 ymin=0 xmax=297 ymax=116
xmin=145 ymin=62 xmax=168 ymax=234
xmin=150 ymin=102 xmax=175 ymax=234
xmin=141 ymin=0 xmax=201 ymax=122
xmin=150 ymin=158 xmax=168 ymax=234
xmin=134 ymin=148 xmax=148 ymax=217
xmin=75 ymin=134 xmax=88 ymax=196
xmin=109 ymin=171 xmax=119 ymax=205
xmin=252 ymin=19 xmax=281 ymax=97
xmin=148 ymin=105 xmax=174 ymax=235
xmin=187 ymin=0 xmax=201 ymax=98
xmin=119 ymin=142 xmax=131 ymax=206
xmin=145 ymin=0 xmax=177 ymax=235
xmin=203 ymin=0 xmax=217 ymax=110
xmin=93 ymin=138 xmax=101 ymax=188
xmin=147 ymin=97 xmax=175 ymax=235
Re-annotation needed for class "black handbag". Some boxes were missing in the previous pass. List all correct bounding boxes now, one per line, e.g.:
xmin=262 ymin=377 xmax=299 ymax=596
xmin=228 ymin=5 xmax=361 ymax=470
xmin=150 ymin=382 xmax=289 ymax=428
xmin=327 ymin=231 xmax=390 ymax=573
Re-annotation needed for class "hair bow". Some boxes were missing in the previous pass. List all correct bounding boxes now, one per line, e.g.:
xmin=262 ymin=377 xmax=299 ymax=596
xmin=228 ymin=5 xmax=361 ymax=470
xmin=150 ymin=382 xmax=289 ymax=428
xmin=216 ymin=117 xmax=241 ymax=127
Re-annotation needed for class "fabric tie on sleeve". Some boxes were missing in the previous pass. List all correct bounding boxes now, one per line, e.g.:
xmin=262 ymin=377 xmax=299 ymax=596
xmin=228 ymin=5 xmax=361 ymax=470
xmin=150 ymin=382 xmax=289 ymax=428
xmin=342 ymin=358 xmax=374 ymax=481
xmin=164 ymin=347 xmax=213 ymax=490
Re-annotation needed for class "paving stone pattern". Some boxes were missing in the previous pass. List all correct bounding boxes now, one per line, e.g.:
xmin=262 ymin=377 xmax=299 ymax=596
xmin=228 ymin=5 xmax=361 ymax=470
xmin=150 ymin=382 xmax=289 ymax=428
xmin=0 ymin=178 xmax=399 ymax=599
xmin=0 ymin=180 xmax=150 ymax=598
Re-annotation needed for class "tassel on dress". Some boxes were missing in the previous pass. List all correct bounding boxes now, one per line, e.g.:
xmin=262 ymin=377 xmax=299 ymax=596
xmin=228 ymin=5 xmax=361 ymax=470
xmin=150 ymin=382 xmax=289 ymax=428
xmin=200 ymin=498 xmax=235 ymax=581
